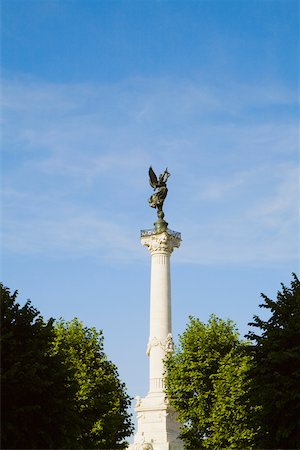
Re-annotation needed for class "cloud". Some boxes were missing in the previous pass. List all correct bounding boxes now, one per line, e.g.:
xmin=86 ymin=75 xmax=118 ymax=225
xmin=246 ymin=165 xmax=299 ymax=230
xmin=178 ymin=164 xmax=299 ymax=265
xmin=2 ymin=76 xmax=298 ymax=265
xmin=2 ymin=188 xmax=139 ymax=260
xmin=3 ymin=163 xmax=298 ymax=265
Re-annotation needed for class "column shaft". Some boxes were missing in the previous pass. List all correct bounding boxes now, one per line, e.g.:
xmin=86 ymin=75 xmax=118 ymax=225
xmin=150 ymin=253 xmax=171 ymax=338
xmin=149 ymin=252 xmax=172 ymax=392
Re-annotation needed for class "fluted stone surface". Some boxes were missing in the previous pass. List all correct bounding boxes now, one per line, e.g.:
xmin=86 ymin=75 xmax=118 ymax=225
xmin=129 ymin=229 xmax=183 ymax=450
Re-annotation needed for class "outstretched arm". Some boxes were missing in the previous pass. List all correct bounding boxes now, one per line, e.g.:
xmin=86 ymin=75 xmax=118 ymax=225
xmin=163 ymin=168 xmax=170 ymax=182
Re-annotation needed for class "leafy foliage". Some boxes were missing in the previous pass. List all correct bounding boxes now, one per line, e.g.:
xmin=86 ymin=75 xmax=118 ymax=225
xmin=247 ymin=273 xmax=300 ymax=448
xmin=209 ymin=351 xmax=259 ymax=449
xmin=52 ymin=318 xmax=133 ymax=448
xmin=164 ymin=314 xmax=258 ymax=449
xmin=1 ymin=285 xmax=133 ymax=449
xmin=1 ymin=284 xmax=79 ymax=449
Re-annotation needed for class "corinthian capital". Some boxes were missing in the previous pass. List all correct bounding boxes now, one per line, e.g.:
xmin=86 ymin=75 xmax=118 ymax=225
xmin=140 ymin=229 xmax=181 ymax=255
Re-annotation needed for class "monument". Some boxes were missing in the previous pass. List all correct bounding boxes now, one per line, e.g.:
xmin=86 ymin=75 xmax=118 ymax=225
xmin=130 ymin=167 xmax=183 ymax=450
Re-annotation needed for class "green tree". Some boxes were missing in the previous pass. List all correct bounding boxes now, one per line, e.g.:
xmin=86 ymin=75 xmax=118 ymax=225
xmin=247 ymin=273 xmax=300 ymax=448
xmin=209 ymin=351 xmax=259 ymax=449
xmin=1 ymin=284 xmax=79 ymax=449
xmin=165 ymin=314 xmax=258 ymax=449
xmin=52 ymin=318 xmax=133 ymax=449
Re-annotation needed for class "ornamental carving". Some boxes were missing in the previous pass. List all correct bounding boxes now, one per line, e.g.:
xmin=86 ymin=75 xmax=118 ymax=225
xmin=141 ymin=444 xmax=153 ymax=450
xmin=146 ymin=337 xmax=159 ymax=356
xmin=135 ymin=396 xmax=142 ymax=407
xmin=164 ymin=333 xmax=175 ymax=353
xmin=134 ymin=433 xmax=154 ymax=450
xmin=141 ymin=231 xmax=181 ymax=255
xmin=146 ymin=333 xmax=175 ymax=356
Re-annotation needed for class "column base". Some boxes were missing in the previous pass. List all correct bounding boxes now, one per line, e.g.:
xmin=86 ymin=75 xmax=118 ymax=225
xmin=128 ymin=393 xmax=183 ymax=450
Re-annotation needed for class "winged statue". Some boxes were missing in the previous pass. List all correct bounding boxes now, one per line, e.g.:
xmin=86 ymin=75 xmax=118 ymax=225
xmin=148 ymin=166 xmax=170 ymax=215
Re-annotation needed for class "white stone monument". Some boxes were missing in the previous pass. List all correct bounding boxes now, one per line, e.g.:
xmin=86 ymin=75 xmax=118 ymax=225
xmin=129 ymin=167 xmax=183 ymax=450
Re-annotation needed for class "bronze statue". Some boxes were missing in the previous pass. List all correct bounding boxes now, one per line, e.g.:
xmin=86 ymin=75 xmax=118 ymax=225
xmin=148 ymin=166 xmax=170 ymax=232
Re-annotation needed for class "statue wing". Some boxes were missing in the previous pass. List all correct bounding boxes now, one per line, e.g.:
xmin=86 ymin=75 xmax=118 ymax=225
xmin=149 ymin=166 xmax=158 ymax=188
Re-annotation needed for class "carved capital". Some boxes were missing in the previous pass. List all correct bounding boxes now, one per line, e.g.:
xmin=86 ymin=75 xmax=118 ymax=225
xmin=141 ymin=230 xmax=181 ymax=255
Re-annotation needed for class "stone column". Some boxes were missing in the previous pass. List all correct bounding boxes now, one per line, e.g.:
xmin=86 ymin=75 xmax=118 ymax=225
xmin=143 ymin=230 xmax=180 ymax=396
xmin=130 ymin=229 xmax=183 ymax=450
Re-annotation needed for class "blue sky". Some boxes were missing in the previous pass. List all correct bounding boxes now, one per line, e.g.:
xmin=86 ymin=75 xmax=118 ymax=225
xmin=2 ymin=0 xmax=299 ymax=437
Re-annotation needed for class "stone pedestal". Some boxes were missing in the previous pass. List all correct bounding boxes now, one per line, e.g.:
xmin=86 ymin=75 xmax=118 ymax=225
xmin=129 ymin=229 xmax=183 ymax=450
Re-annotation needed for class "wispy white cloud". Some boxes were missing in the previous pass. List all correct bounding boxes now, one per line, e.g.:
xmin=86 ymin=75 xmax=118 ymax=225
xmin=178 ymin=164 xmax=299 ymax=265
xmin=3 ymin=213 xmax=137 ymax=260
xmin=1 ymin=188 xmax=139 ymax=260
xmin=2 ymin=76 xmax=298 ymax=265
xmin=2 ymin=163 xmax=298 ymax=264
xmin=195 ymin=169 xmax=255 ymax=201
xmin=246 ymin=165 xmax=299 ymax=229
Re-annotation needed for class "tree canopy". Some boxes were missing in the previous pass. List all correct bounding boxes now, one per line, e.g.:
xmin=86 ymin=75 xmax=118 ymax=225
xmin=247 ymin=273 xmax=300 ymax=448
xmin=1 ymin=284 xmax=79 ymax=449
xmin=164 ymin=314 xmax=258 ymax=449
xmin=52 ymin=318 xmax=133 ymax=448
xmin=1 ymin=284 xmax=133 ymax=449
xmin=165 ymin=275 xmax=300 ymax=449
